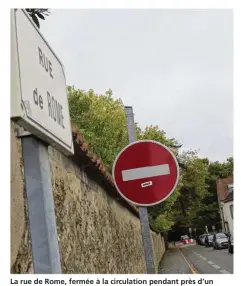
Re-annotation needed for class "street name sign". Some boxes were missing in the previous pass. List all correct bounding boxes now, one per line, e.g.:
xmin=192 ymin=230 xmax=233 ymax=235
xmin=11 ymin=9 xmax=74 ymax=155
xmin=113 ymin=140 xmax=179 ymax=206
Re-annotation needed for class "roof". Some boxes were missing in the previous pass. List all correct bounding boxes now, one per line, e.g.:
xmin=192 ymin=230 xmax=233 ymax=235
xmin=71 ymin=124 xmax=139 ymax=216
xmin=216 ymin=177 xmax=233 ymax=201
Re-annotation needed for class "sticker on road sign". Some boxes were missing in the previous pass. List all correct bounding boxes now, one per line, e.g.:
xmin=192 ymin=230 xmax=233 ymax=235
xmin=112 ymin=140 xmax=179 ymax=206
xmin=141 ymin=181 xmax=153 ymax=188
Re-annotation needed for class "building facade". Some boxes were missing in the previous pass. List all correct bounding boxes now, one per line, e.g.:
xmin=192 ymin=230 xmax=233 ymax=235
xmin=222 ymin=191 xmax=233 ymax=234
xmin=216 ymin=177 xmax=233 ymax=234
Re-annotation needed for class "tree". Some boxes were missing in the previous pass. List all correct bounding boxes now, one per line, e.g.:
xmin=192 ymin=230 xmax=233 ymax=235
xmin=194 ymin=157 xmax=233 ymax=232
xmin=26 ymin=9 xmax=50 ymax=28
xmin=170 ymin=156 xmax=233 ymax=236
xmin=170 ymin=151 xmax=209 ymax=231
xmin=68 ymin=86 xmax=129 ymax=170
xmin=136 ymin=125 xmax=182 ymax=150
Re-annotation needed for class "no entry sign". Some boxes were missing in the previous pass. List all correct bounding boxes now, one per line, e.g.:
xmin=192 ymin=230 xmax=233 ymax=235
xmin=113 ymin=140 xmax=179 ymax=206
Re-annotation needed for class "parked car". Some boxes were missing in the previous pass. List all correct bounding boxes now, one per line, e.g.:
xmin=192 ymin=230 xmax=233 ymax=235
xmin=180 ymin=235 xmax=193 ymax=244
xmin=205 ymin=234 xmax=213 ymax=247
xmin=180 ymin=235 xmax=189 ymax=244
xmin=198 ymin=234 xmax=209 ymax=245
xmin=197 ymin=235 xmax=204 ymax=245
xmin=228 ymin=233 xmax=233 ymax=254
xmin=213 ymin=232 xmax=228 ymax=249
xmin=197 ymin=235 xmax=202 ymax=245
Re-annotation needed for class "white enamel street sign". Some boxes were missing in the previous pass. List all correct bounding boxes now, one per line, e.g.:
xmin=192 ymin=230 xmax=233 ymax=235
xmin=11 ymin=9 xmax=74 ymax=155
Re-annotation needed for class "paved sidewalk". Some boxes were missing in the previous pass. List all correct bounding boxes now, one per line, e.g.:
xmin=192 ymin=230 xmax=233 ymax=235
xmin=158 ymin=246 xmax=192 ymax=274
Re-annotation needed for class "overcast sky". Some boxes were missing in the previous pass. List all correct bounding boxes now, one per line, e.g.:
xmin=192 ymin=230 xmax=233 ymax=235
xmin=40 ymin=9 xmax=233 ymax=162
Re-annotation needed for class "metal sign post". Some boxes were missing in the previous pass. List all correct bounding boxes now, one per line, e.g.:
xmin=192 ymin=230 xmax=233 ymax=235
xmin=18 ymin=128 xmax=62 ymax=274
xmin=124 ymin=106 xmax=155 ymax=274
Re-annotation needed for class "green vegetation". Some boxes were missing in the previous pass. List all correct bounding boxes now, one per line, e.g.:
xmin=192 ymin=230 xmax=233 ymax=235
xmin=68 ymin=86 xmax=233 ymax=234
xmin=26 ymin=9 xmax=50 ymax=28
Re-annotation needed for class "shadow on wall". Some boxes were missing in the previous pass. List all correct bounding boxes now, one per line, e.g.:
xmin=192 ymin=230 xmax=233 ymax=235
xmin=10 ymin=122 xmax=165 ymax=274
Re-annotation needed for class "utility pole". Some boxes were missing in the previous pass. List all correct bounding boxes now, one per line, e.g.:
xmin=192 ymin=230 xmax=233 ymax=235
xmin=124 ymin=106 xmax=155 ymax=274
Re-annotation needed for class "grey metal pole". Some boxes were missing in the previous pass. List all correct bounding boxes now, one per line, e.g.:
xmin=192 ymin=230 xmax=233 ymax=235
xmin=20 ymin=132 xmax=62 ymax=274
xmin=124 ymin=106 xmax=156 ymax=274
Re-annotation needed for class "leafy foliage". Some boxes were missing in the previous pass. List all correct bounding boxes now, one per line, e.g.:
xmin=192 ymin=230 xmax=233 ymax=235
xmin=68 ymin=86 xmax=129 ymax=170
xmin=171 ymin=156 xmax=233 ymax=237
xmin=151 ymin=214 xmax=175 ymax=233
xmin=26 ymin=9 xmax=50 ymax=28
xmin=150 ymin=150 xmax=210 ymax=233
xmin=193 ymin=157 xmax=233 ymax=232
xmin=137 ymin=125 xmax=181 ymax=150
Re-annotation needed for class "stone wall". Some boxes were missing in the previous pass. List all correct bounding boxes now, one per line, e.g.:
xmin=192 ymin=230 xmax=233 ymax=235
xmin=11 ymin=122 xmax=165 ymax=274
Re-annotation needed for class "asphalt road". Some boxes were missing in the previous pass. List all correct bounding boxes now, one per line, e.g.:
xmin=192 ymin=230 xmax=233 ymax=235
xmin=179 ymin=243 xmax=233 ymax=274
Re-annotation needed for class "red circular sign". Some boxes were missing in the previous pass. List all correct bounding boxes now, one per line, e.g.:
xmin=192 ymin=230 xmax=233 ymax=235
xmin=112 ymin=140 xmax=179 ymax=206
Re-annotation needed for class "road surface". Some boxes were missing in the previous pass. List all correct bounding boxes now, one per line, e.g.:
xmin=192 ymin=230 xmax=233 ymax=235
xmin=180 ymin=243 xmax=233 ymax=274
xmin=159 ymin=243 xmax=233 ymax=274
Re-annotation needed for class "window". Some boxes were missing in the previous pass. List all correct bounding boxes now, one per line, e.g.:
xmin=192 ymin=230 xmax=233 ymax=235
xmin=216 ymin=233 xmax=227 ymax=239
xmin=227 ymin=184 xmax=233 ymax=193
xmin=230 ymin=204 xmax=233 ymax=219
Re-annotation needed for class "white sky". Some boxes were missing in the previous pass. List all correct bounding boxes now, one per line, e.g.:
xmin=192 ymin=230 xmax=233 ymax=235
xmin=40 ymin=9 xmax=233 ymax=162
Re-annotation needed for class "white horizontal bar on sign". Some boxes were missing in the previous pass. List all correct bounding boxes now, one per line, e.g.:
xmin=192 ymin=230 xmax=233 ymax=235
xmin=122 ymin=164 xmax=170 ymax=182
